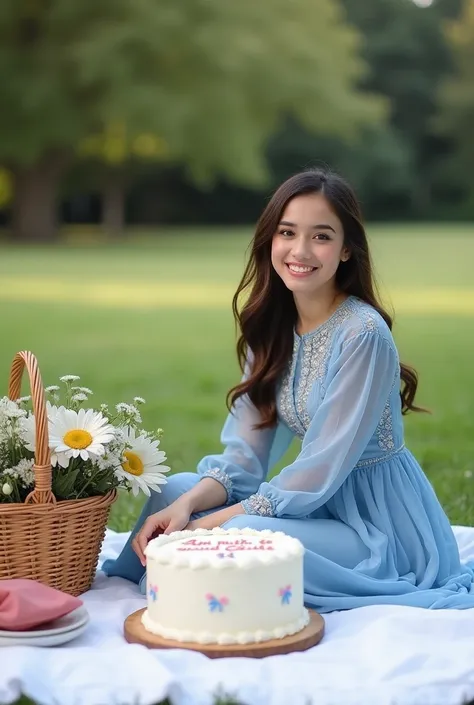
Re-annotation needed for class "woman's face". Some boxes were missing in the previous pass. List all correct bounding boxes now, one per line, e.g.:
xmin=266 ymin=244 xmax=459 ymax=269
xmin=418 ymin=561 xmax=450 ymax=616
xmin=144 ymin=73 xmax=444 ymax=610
xmin=271 ymin=192 xmax=350 ymax=299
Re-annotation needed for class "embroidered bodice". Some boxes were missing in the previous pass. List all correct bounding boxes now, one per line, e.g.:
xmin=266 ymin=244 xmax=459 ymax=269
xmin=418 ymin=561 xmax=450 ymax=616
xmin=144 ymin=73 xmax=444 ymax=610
xmin=198 ymin=296 xmax=406 ymax=518
xmin=277 ymin=296 xmax=400 ymax=458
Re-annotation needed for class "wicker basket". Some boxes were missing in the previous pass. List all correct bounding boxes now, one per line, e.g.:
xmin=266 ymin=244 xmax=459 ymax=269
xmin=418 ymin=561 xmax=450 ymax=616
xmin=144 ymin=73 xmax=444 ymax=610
xmin=0 ymin=351 xmax=117 ymax=596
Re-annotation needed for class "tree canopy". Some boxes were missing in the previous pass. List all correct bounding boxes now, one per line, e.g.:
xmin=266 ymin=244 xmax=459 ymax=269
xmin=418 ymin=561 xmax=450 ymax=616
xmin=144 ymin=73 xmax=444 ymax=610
xmin=0 ymin=0 xmax=385 ymax=239
xmin=436 ymin=0 xmax=474 ymax=209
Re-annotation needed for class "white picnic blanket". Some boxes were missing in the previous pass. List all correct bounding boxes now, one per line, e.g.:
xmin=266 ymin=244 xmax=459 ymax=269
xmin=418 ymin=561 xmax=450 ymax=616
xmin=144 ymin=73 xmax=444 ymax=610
xmin=1 ymin=527 xmax=474 ymax=705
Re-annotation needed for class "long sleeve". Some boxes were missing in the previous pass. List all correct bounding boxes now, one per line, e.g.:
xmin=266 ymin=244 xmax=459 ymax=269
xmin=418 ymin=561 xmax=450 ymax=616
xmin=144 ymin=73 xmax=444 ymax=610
xmin=197 ymin=368 xmax=294 ymax=503
xmin=241 ymin=331 xmax=398 ymax=519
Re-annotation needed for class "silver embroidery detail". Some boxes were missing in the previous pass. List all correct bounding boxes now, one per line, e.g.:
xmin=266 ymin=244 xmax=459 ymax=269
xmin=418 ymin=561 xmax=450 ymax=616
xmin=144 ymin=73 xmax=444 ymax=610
xmin=377 ymin=401 xmax=395 ymax=451
xmin=241 ymin=494 xmax=274 ymax=517
xmin=376 ymin=366 xmax=398 ymax=451
xmin=295 ymin=331 xmax=333 ymax=431
xmin=201 ymin=467 xmax=233 ymax=502
xmin=278 ymin=297 xmax=357 ymax=437
xmin=278 ymin=337 xmax=301 ymax=436
xmin=358 ymin=309 xmax=378 ymax=332
xmin=355 ymin=444 xmax=405 ymax=468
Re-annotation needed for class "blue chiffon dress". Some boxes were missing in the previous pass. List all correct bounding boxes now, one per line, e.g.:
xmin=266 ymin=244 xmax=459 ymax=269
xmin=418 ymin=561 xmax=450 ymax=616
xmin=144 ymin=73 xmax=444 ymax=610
xmin=103 ymin=296 xmax=474 ymax=612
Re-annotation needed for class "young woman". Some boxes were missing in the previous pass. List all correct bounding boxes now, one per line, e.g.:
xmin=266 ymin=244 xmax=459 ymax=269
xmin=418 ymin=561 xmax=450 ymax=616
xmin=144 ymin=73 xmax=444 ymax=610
xmin=103 ymin=169 xmax=474 ymax=611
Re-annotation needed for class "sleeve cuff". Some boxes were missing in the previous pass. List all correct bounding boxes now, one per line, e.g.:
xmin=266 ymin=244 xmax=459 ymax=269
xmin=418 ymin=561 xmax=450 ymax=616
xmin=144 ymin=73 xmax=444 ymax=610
xmin=241 ymin=493 xmax=275 ymax=517
xmin=199 ymin=467 xmax=233 ymax=505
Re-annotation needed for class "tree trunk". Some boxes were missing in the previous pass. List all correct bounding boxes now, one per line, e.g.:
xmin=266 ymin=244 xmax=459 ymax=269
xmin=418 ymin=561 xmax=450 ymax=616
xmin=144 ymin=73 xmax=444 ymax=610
xmin=11 ymin=152 xmax=67 ymax=243
xmin=102 ymin=170 xmax=126 ymax=237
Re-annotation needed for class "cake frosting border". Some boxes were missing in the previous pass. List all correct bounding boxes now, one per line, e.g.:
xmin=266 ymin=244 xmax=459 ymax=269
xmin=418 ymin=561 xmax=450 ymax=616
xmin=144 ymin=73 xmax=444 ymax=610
xmin=144 ymin=527 xmax=305 ymax=569
xmin=141 ymin=606 xmax=310 ymax=645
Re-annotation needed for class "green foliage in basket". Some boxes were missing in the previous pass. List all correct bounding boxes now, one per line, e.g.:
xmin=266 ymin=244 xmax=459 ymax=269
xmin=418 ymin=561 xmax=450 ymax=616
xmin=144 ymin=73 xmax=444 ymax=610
xmin=0 ymin=375 xmax=169 ymax=503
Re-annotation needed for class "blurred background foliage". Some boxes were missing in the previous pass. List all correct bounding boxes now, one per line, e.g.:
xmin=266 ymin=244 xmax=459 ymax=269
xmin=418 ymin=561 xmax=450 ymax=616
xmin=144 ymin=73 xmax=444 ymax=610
xmin=0 ymin=0 xmax=473 ymax=242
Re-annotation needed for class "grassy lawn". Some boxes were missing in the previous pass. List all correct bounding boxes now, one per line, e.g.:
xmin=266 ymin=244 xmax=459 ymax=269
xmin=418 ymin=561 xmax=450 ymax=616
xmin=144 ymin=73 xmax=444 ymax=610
xmin=0 ymin=223 xmax=473 ymax=531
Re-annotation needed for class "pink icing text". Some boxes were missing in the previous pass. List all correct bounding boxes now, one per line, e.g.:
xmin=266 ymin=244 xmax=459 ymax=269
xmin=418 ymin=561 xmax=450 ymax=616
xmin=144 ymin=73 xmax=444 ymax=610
xmin=177 ymin=538 xmax=275 ymax=552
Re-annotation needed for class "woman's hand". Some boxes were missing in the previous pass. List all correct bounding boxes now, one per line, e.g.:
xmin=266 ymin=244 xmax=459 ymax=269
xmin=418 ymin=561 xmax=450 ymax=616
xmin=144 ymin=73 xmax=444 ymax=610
xmin=132 ymin=501 xmax=191 ymax=566
xmin=186 ymin=504 xmax=246 ymax=532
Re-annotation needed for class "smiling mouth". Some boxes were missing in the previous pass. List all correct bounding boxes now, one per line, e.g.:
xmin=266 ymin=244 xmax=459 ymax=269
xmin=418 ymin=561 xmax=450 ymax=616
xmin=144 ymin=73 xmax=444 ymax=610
xmin=286 ymin=263 xmax=318 ymax=273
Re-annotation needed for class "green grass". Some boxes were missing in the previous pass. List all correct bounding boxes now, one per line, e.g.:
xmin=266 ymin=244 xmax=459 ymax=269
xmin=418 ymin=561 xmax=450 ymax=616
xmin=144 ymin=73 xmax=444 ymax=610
xmin=0 ymin=223 xmax=473 ymax=531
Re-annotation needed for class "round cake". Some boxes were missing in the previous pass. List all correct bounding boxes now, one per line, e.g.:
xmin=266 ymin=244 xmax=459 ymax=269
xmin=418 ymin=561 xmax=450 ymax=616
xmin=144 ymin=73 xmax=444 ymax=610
xmin=142 ymin=527 xmax=309 ymax=645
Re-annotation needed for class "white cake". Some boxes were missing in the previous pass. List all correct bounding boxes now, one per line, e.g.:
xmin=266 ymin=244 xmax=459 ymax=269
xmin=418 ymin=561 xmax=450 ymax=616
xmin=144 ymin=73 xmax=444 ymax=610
xmin=141 ymin=527 xmax=309 ymax=645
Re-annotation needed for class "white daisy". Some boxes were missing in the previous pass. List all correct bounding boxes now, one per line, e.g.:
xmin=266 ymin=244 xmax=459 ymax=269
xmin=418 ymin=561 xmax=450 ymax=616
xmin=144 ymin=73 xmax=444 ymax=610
xmin=15 ymin=458 xmax=35 ymax=486
xmin=115 ymin=402 xmax=142 ymax=425
xmin=72 ymin=392 xmax=88 ymax=402
xmin=49 ymin=407 xmax=115 ymax=463
xmin=22 ymin=402 xmax=64 ymax=467
xmin=3 ymin=459 xmax=35 ymax=488
xmin=0 ymin=397 xmax=26 ymax=420
xmin=72 ymin=386 xmax=93 ymax=395
xmin=115 ymin=427 xmax=170 ymax=497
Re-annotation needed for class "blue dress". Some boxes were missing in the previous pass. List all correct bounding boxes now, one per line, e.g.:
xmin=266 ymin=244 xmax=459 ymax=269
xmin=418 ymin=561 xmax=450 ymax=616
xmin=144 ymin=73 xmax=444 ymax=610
xmin=103 ymin=295 xmax=474 ymax=611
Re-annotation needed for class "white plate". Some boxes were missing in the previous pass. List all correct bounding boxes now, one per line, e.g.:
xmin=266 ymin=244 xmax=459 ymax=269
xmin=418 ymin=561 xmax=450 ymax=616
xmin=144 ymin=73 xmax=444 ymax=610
xmin=0 ymin=605 xmax=89 ymax=639
xmin=0 ymin=619 xmax=89 ymax=647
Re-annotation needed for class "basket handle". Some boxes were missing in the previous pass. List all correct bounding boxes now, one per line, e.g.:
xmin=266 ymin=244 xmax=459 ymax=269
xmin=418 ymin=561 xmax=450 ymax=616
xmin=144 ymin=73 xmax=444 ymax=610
xmin=8 ymin=351 xmax=56 ymax=505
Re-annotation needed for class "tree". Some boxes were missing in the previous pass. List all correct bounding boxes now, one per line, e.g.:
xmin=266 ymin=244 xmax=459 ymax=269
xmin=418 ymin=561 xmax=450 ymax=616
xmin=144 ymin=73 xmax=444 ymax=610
xmin=77 ymin=124 xmax=170 ymax=235
xmin=265 ymin=119 xmax=416 ymax=221
xmin=436 ymin=0 xmax=474 ymax=211
xmin=337 ymin=0 xmax=463 ymax=217
xmin=0 ymin=0 xmax=384 ymax=241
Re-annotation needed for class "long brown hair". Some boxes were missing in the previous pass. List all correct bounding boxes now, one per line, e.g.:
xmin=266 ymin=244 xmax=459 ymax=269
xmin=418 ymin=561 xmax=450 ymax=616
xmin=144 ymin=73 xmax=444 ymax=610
xmin=228 ymin=168 xmax=426 ymax=429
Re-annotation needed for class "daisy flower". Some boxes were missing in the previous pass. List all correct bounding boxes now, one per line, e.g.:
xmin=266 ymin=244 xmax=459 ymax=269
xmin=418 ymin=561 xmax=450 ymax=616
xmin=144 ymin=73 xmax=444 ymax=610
xmin=48 ymin=407 xmax=115 ymax=464
xmin=22 ymin=402 xmax=65 ymax=468
xmin=72 ymin=387 xmax=93 ymax=395
xmin=115 ymin=427 xmax=170 ymax=496
xmin=72 ymin=393 xmax=88 ymax=403
xmin=0 ymin=397 xmax=26 ymax=420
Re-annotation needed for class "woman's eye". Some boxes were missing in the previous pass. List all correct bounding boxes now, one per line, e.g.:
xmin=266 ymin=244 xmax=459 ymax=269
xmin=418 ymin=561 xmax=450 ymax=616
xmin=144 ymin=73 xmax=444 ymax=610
xmin=279 ymin=230 xmax=294 ymax=237
xmin=314 ymin=233 xmax=330 ymax=240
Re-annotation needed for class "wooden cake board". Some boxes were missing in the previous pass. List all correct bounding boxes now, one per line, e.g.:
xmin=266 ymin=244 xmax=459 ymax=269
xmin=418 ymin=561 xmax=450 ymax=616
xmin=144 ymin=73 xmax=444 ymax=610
xmin=124 ymin=608 xmax=325 ymax=659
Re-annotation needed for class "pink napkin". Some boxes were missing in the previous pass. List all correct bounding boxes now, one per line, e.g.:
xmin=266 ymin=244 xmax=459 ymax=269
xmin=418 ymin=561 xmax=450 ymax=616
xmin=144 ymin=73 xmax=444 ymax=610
xmin=0 ymin=579 xmax=83 ymax=631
